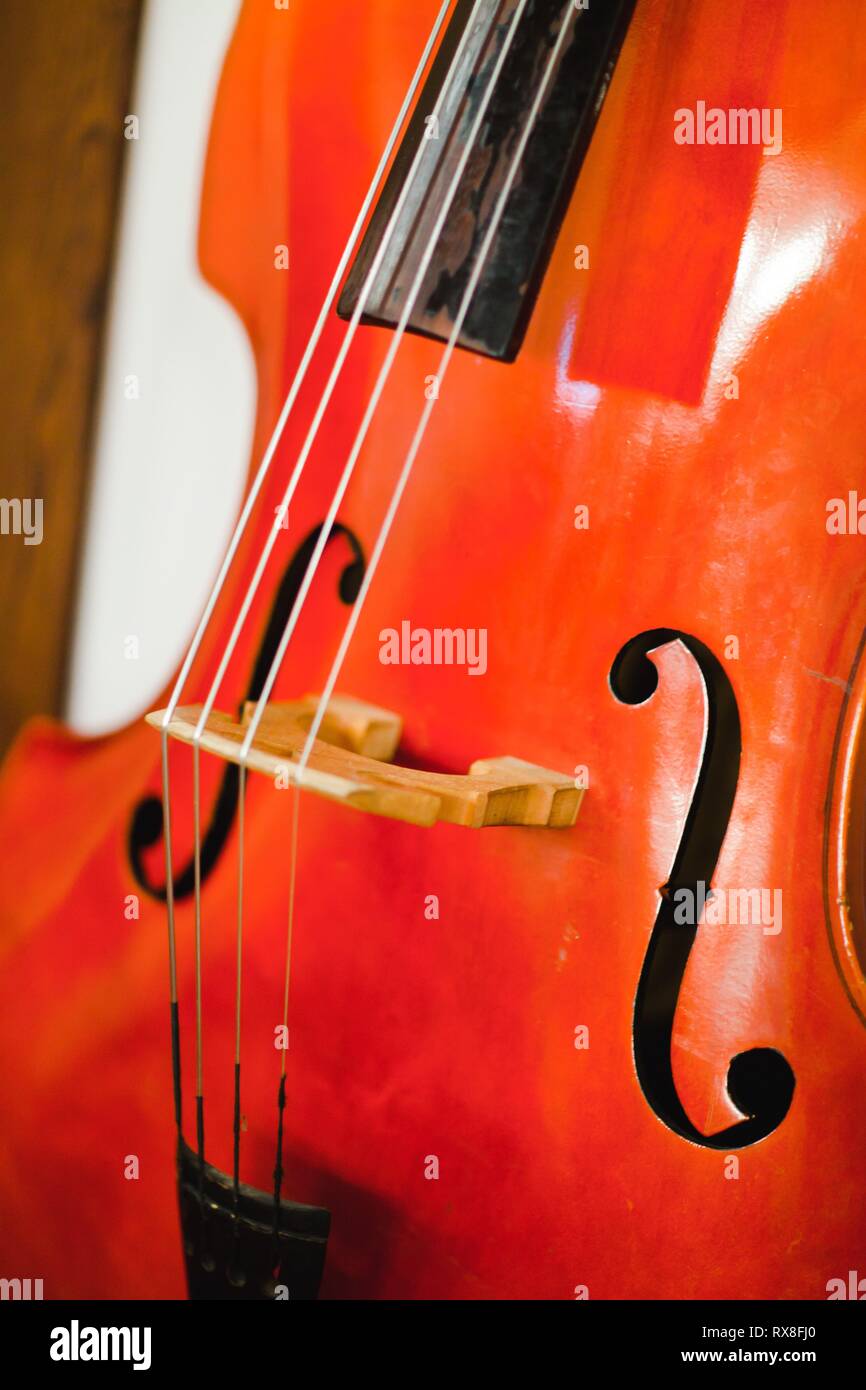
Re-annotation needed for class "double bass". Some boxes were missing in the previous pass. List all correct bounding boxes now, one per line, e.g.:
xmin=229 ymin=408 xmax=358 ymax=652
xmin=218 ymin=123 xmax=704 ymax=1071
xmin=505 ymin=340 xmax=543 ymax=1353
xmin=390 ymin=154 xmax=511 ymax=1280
xmin=2 ymin=0 xmax=866 ymax=1300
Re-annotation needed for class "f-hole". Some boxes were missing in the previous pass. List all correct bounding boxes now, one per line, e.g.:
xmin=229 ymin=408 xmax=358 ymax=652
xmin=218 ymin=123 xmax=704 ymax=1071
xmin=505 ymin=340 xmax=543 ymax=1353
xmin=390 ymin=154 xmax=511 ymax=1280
xmin=128 ymin=522 xmax=365 ymax=900
xmin=610 ymin=628 xmax=795 ymax=1148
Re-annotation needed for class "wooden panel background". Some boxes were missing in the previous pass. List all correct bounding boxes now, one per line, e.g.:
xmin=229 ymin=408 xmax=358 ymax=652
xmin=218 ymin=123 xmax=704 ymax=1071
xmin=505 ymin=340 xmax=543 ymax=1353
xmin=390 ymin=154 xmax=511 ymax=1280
xmin=0 ymin=0 xmax=143 ymax=755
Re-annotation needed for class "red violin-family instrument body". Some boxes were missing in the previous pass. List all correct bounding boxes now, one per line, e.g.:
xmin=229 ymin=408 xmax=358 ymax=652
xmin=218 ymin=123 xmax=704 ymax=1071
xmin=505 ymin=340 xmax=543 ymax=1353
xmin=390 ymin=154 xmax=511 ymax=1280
xmin=2 ymin=0 xmax=866 ymax=1299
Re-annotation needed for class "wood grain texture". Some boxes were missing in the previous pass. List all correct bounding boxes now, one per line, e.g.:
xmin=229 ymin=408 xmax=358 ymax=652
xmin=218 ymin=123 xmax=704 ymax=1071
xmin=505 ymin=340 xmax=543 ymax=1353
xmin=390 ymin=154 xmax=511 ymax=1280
xmin=0 ymin=0 xmax=142 ymax=754
xmin=147 ymin=702 xmax=583 ymax=828
xmin=241 ymin=693 xmax=404 ymax=761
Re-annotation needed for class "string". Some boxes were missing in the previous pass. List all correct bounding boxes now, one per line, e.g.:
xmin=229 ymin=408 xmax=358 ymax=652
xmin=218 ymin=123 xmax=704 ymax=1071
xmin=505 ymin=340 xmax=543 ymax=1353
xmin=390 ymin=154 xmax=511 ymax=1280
xmin=296 ymin=5 xmax=575 ymax=775
xmin=159 ymin=4 xmax=461 ymax=1236
xmin=240 ymin=0 xmax=524 ymax=765
xmin=227 ymin=762 xmax=246 ymax=1284
xmin=187 ymin=1 xmax=482 ymax=1194
xmin=156 ymin=0 xmax=452 ymax=1148
xmin=257 ymin=0 xmax=535 ymax=1232
xmin=188 ymin=0 xmax=484 ymax=1251
xmin=192 ymin=748 xmax=207 ymax=1188
xmin=192 ymin=742 xmax=213 ymax=1263
xmin=192 ymin=0 xmax=487 ymax=754
xmin=232 ymin=764 xmax=245 ymax=1209
xmin=159 ymin=731 xmax=182 ymax=1132
xmin=271 ymin=780 xmax=300 ymax=1251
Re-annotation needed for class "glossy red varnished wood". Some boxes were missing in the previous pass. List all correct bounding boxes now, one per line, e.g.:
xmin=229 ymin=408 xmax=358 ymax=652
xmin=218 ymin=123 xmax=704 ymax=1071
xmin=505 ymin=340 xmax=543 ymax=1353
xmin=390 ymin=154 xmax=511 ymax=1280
xmin=1 ymin=0 xmax=866 ymax=1298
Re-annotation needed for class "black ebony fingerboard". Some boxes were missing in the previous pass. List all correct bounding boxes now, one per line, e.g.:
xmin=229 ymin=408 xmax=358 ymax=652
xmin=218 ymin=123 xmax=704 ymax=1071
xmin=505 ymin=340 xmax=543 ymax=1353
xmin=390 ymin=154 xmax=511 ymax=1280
xmin=337 ymin=0 xmax=636 ymax=362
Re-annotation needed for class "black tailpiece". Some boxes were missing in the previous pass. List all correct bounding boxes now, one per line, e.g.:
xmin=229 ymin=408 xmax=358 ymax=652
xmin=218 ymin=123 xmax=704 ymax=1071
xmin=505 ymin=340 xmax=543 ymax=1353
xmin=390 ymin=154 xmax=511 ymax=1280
xmin=177 ymin=1140 xmax=330 ymax=1301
